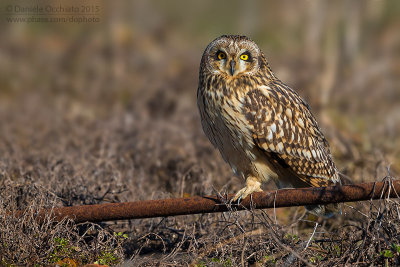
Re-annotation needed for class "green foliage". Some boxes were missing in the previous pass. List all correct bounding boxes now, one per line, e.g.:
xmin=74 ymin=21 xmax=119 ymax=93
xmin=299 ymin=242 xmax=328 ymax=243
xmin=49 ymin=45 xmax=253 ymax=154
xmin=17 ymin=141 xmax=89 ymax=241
xmin=376 ymin=243 xmax=400 ymax=261
xmin=47 ymin=232 xmax=128 ymax=266
xmin=195 ymin=261 xmax=207 ymax=267
xmin=49 ymin=237 xmax=74 ymax=264
xmin=94 ymin=251 xmax=119 ymax=265
xmin=309 ymin=254 xmax=324 ymax=264
xmin=333 ymin=244 xmax=341 ymax=256
xmin=263 ymin=255 xmax=276 ymax=264
xmin=380 ymin=250 xmax=393 ymax=258
xmin=1 ymin=259 xmax=16 ymax=267
xmin=284 ymin=233 xmax=299 ymax=241
xmin=210 ymin=256 xmax=232 ymax=266
xmin=114 ymin=231 xmax=129 ymax=239
xmin=195 ymin=255 xmax=233 ymax=267
xmin=93 ymin=232 xmax=128 ymax=265
xmin=391 ymin=243 xmax=400 ymax=253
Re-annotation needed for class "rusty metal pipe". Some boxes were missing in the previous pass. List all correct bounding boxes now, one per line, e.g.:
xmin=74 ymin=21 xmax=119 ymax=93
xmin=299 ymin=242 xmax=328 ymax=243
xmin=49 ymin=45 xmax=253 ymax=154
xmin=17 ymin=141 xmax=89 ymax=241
xmin=32 ymin=180 xmax=399 ymax=223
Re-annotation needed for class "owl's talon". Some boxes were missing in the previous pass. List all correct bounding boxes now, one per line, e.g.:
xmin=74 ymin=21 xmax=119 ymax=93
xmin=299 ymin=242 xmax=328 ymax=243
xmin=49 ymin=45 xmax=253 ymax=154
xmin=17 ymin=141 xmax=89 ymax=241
xmin=231 ymin=177 xmax=263 ymax=204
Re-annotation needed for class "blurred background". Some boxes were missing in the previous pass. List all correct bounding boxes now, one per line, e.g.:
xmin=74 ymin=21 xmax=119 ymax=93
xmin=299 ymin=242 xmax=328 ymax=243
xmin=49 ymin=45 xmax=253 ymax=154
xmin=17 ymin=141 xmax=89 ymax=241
xmin=0 ymin=0 xmax=400 ymax=203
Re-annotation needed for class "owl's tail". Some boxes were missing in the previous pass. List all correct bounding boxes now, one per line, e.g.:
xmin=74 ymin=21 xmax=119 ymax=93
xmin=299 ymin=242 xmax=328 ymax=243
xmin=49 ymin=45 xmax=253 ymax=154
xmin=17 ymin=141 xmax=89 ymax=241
xmin=305 ymin=203 xmax=341 ymax=218
xmin=305 ymin=172 xmax=352 ymax=218
xmin=338 ymin=172 xmax=353 ymax=185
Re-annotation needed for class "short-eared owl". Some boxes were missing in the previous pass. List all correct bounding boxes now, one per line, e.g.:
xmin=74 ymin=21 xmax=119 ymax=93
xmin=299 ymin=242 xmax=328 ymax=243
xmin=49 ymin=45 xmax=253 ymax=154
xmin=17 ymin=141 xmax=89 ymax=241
xmin=197 ymin=35 xmax=341 ymax=216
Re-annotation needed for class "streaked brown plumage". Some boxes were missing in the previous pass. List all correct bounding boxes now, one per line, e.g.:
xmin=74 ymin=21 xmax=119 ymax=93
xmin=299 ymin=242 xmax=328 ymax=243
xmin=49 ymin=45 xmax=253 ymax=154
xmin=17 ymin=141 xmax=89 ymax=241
xmin=197 ymin=35 xmax=341 ymax=217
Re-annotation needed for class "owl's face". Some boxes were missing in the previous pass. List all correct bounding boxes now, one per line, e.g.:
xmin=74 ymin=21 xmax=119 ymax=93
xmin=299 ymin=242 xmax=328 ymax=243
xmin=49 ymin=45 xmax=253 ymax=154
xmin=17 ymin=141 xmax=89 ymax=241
xmin=202 ymin=35 xmax=262 ymax=77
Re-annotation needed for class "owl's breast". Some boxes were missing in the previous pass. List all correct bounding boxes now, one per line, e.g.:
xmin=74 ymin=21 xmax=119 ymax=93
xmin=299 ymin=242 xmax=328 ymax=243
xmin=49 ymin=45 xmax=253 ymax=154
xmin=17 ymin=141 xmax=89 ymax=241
xmin=198 ymin=83 xmax=256 ymax=178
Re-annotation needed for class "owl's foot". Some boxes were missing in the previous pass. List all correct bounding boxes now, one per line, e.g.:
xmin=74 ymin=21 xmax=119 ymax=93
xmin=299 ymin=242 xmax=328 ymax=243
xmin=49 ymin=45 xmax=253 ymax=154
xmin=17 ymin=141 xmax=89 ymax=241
xmin=232 ymin=177 xmax=263 ymax=203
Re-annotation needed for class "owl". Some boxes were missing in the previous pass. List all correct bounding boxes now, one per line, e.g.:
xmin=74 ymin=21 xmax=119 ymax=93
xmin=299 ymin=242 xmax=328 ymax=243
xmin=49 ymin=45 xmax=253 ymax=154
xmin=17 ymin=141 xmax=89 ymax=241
xmin=197 ymin=35 xmax=342 ymax=217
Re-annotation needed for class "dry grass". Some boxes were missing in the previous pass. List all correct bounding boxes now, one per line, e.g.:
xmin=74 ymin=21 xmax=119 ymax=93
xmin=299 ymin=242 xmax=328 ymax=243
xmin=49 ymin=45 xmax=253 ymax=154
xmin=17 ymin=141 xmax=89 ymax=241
xmin=0 ymin=183 xmax=125 ymax=266
xmin=120 ymin=178 xmax=400 ymax=266
xmin=1 ymin=1 xmax=400 ymax=266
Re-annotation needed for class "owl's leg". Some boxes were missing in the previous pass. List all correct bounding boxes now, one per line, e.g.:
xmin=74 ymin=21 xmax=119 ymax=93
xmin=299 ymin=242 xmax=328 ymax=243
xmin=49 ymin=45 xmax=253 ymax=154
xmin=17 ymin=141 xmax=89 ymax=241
xmin=232 ymin=176 xmax=263 ymax=203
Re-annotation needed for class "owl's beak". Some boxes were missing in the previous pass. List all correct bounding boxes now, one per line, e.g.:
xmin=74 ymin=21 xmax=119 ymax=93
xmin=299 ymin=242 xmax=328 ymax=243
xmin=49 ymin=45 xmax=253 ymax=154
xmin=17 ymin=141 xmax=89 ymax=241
xmin=229 ymin=60 xmax=236 ymax=76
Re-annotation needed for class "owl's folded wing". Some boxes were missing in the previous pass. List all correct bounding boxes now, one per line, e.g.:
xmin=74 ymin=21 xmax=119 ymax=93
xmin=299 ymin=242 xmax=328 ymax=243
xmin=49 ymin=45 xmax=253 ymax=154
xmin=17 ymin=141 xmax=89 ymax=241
xmin=242 ymin=81 xmax=340 ymax=187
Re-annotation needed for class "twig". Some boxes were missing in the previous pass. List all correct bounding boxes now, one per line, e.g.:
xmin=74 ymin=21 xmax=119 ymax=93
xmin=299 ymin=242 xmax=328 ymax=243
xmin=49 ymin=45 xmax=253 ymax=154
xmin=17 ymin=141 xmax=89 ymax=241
xmin=304 ymin=222 xmax=319 ymax=251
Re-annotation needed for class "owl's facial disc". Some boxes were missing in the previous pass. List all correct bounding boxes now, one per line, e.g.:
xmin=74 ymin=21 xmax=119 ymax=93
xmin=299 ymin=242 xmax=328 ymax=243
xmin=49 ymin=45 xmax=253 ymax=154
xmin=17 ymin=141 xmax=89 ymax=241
xmin=216 ymin=50 xmax=253 ymax=76
xmin=211 ymin=45 xmax=258 ymax=76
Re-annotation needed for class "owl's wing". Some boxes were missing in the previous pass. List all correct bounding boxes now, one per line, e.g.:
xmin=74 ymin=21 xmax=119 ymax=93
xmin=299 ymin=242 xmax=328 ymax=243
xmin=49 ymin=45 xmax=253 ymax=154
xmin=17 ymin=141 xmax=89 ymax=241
xmin=243 ymin=81 xmax=339 ymax=187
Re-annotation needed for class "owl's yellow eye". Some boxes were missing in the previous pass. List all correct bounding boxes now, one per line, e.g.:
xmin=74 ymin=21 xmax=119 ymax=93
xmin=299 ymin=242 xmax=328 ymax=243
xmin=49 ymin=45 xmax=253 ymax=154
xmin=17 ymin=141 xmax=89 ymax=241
xmin=217 ymin=51 xmax=226 ymax=60
xmin=240 ymin=54 xmax=249 ymax=61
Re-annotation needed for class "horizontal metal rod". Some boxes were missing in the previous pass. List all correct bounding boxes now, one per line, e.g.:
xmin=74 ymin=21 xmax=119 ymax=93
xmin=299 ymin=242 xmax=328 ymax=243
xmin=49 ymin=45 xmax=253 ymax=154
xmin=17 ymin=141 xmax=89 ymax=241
xmin=33 ymin=180 xmax=399 ymax=223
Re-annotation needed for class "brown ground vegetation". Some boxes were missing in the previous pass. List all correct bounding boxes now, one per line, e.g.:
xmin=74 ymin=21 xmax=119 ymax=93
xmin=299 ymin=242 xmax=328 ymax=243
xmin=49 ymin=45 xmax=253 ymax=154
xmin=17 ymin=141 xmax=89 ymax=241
xmin=1 ymin=1 xmax=400 ymax=266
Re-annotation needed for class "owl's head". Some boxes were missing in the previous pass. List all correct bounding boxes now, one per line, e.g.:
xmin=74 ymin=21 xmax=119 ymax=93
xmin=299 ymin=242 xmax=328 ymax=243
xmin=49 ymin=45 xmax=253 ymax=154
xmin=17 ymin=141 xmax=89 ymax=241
xmin=201 ymin=35 xmax=266 ymax=77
